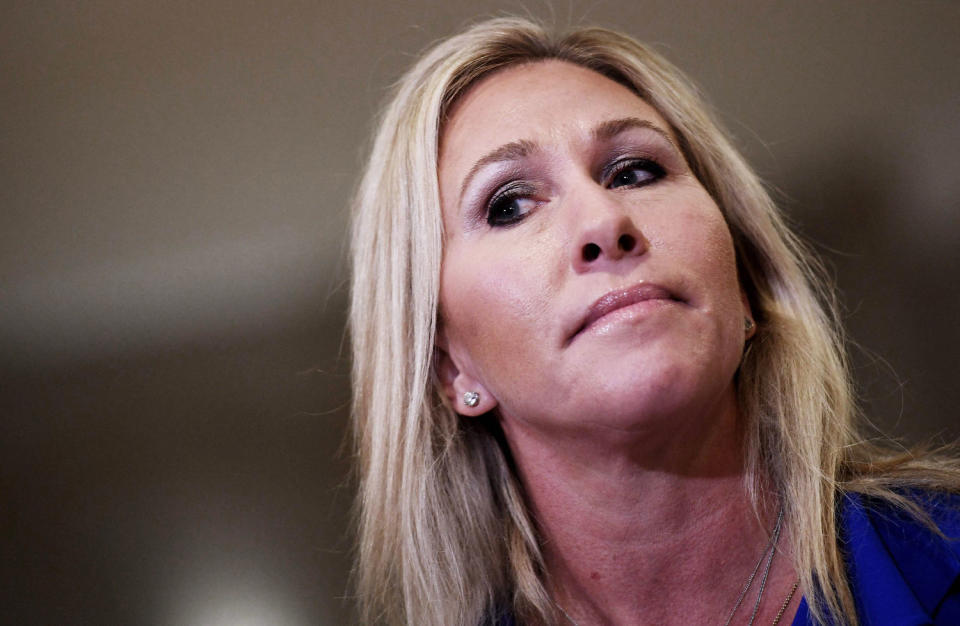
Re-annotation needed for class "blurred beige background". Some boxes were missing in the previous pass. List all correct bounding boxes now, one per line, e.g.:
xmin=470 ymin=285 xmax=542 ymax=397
xmin=2 ymin=1 xmax=958 ymax=624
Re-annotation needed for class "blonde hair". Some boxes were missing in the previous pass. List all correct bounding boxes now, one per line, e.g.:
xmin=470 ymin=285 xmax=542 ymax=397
xmin=349 ymin=17 xmax=959 ymax=626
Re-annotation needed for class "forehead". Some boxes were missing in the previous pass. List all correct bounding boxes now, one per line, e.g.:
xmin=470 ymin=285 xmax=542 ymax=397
xmin=439 ymin=60 xmax=672 ymax=179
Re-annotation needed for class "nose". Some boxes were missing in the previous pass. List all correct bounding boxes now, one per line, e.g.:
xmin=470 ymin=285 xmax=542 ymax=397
xmin=570 ymin=197 xmax=647 ymax=273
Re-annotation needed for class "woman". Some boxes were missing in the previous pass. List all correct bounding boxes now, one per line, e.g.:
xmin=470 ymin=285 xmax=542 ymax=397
xmin=349 ymin=17 xmax=960 ymax=626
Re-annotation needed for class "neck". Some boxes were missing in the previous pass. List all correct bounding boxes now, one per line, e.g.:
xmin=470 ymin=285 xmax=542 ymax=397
xmin=499 ymin=388 xmax=792 ymax=625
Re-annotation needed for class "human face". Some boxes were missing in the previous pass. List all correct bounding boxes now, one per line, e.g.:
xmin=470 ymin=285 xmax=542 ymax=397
xmin=437 ymin=60 xmax=749 ymax=437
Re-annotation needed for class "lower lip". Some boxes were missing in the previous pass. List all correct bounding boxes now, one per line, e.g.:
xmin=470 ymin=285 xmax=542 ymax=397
xmin=580 ymin=298 xmax=677 ymax=337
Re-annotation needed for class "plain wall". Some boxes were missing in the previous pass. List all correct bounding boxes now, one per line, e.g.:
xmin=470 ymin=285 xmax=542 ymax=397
xmin=2 ymin=1 xmax=958 ymax=624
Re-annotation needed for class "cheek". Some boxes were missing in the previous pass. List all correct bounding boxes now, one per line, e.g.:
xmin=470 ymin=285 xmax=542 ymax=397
xmin=656 ymin=190 xmax=741 ymax=303
xmin=655 ymin=193 xmax=745 ymax=354
xmin=686 ymin=221 xmax=741 ymax=299
xmin=440 ymin=241 xmax=556 ymax=383
xmin=688 ymin=216 xmax=748 ymax=369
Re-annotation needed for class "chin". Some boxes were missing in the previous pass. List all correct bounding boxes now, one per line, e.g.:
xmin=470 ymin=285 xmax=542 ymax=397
xmin=569 ymin=351 xmax=737 ymax=428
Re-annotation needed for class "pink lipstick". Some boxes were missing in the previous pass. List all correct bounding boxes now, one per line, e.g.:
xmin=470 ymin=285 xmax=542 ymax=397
xmin=571 ymin=283 xmax=680 ymax=341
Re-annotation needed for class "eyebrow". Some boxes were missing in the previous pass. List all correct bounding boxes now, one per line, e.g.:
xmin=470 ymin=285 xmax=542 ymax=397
xmin=592 ymin=117 xmax=676 ymax=147
xmin=458 ymin=139 xmax=537 ymax=201
xmin=457 ymin=117 xmax=678 ymax=201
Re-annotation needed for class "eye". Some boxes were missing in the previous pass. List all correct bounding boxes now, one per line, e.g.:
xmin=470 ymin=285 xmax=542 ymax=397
xmin=606 ymin=158 xmax=666 ymax=190
xmin=486 ymin=185 xmax=537 ymax=227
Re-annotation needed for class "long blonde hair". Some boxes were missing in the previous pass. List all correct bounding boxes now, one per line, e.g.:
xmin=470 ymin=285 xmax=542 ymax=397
xmin=349 ymin=16 xmax=958 ymax=625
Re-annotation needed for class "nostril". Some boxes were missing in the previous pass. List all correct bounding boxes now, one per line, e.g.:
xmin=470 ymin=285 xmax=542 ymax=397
xmin=582 ymin=243 xmax=601 ymax=262
xmin=618 ymin=234 xmax=636 ymax=252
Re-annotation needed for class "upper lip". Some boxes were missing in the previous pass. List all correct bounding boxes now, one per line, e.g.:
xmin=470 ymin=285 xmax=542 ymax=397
xmin=568 ymin=282 xmax=681 ymax=343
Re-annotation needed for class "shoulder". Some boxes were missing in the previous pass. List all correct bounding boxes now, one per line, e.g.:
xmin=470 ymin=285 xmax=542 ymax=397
xmin=839 ymin=490 xmax=960 ymax=625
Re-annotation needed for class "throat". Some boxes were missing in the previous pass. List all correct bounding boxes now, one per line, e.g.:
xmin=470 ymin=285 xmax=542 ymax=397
xmin=525 ymin=465 xmax=786 ymax=625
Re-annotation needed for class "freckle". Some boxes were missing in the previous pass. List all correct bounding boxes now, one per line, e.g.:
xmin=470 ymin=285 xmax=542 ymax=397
xmin=590 ymin=571 xmax=601 ymax=580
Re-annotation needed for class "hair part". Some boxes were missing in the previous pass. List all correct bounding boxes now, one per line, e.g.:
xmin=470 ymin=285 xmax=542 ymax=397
xmin=349 ymin=16 xmax=960 ymax=625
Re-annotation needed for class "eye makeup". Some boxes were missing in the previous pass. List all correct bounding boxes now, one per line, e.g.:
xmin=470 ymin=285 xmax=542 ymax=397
xmin=592 ymin=128 xmax=687 ymax=181
xmin=603 ymin=157 xmax=667 ymax=190
xmin=482 ymin=180 xmax=535 ymax=225
xmin=457 ymin=120 xmax=687 ymax=230
xmin=461 ymin=162 xmax=546 ymax=229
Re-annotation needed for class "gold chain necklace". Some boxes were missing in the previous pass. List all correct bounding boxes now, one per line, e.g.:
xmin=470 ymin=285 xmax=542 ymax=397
xmin=771 ymin=580 xmax=799 ymax=626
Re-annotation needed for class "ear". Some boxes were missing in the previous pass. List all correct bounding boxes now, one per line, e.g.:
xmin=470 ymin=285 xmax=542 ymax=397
xmin=434 ymin=329 xmax=498 ymax=417
xmin=740 ymin=287 xmax=757 ymax=340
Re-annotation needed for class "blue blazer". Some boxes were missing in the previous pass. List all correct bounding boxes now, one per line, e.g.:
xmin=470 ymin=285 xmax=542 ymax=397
xmin=791 ymin=492 xmax=960 ymax=625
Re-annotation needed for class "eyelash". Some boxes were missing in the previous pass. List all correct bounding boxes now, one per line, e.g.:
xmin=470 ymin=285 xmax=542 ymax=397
xmin=486 ymin=182 xmax=537 ymax=227
xmin=485 ymin=158 xmax=667 ymax=227
xmin=605 ymin=157 xmax=666 ymax=190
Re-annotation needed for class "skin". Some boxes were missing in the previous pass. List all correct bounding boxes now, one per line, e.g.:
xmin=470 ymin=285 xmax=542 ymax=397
xmin=436 ymin=60 xmax=799 ymax=625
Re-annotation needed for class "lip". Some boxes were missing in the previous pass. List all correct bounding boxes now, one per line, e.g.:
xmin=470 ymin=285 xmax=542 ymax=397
xmin=568 ymin=282 xmax=681 ymax=344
